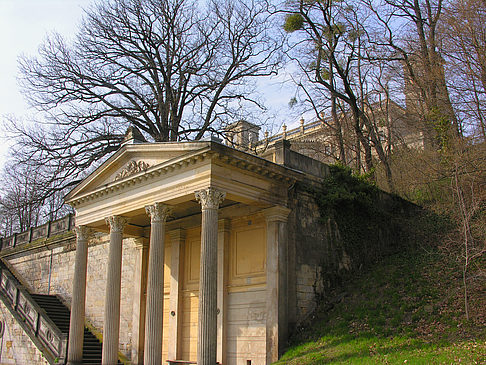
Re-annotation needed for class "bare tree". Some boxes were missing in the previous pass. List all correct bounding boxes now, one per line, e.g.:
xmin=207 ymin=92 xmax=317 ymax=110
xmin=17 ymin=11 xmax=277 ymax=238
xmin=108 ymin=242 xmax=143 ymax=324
xmin=282 ymin=0 xmax=395 ymax=189
xmin=450 ymin=139 xmax=486 ymax=320
xmin=366 ymin=0 xmax=460 ymax=149
xmin=0 ymin=163 xmax=43 ymax=234
xmin=441 ymin=0 xmax=486 ymax=140
xmin=10 ymin=0 xmax=282 ymax=195
xmin=0 ymin=161 xmax=72 ymax=236
xmin=0 ymin=203 xmax=15 ymax=237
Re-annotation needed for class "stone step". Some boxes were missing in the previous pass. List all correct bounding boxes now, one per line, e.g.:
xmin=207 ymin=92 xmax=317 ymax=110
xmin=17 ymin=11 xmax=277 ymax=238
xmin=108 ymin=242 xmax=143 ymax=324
xmin=29 ymin=293 xmax=111 ymax=364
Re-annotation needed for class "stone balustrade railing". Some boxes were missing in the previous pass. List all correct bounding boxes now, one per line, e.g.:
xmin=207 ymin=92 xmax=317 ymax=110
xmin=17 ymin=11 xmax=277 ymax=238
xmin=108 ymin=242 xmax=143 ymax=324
xmin=0 ymin=260 xmax=68 ymax=364
xmin=257 ymin=119 xmax=323 ymax=147
xmin=0 ymin=214 xmax=75 ymax=251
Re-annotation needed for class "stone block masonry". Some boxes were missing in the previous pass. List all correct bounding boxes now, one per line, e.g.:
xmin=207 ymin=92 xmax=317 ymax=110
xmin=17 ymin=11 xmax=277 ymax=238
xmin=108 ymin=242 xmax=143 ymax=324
xmin=8 ymin=235 xmax=138 ymax=359
xmin=0 ymin=300 xmax=49 ymax=364
xmin=286 ymin=180 xmax=419 ymax=331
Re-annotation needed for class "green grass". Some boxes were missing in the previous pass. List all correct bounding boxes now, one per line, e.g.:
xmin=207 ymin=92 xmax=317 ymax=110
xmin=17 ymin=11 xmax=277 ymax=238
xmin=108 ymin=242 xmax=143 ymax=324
xmin=275 ymin=248 xmax=486 ymax=364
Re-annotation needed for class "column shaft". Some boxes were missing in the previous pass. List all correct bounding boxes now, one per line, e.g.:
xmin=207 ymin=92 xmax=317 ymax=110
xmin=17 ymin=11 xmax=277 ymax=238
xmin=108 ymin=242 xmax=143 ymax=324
xmin=144 ymin=203 xmax=171 ymax=365
xmin=198 ymin=208 xmax=218 ymax=365
xmin=195 ymin=187 xmax=226 ymax=365
xmin=264 ymin=206 xmax=291 ymax=364
xmin=102 ymin=216 xmax=128 ymax=365
xmin=217 ymin=220 xmax=230 ymax=365
xmin=67 ymin=226 xmax=92 ymax=365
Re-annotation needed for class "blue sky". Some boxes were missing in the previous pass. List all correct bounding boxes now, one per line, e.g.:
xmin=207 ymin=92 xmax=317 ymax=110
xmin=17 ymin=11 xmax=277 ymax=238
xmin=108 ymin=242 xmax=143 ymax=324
xmin=0 ymin=0 xmax=297 ymax=169
xmin=0 ymin=0 xmax=91 ymax=168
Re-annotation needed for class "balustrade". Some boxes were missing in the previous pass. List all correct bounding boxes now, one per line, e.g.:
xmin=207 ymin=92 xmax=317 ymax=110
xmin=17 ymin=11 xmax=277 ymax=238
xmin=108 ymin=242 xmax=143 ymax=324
xmin=0 ymin=214 xmax=74 ymax=251
xmin=0 ymin=261 xmax=67 ymax=363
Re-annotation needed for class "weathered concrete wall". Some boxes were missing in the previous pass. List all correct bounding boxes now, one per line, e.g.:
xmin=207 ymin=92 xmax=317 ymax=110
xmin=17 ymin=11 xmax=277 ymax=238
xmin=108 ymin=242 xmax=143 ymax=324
xmin=8 ymin=235 xmax=138 ymax=358
xmin=0 ymin=300 xmax=50 ymax=364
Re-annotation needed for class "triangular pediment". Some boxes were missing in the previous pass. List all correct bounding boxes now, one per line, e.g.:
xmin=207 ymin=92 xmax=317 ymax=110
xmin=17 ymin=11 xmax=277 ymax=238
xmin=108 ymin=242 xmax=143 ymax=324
xmin=65 ymin=141 xmax=212 ymax=202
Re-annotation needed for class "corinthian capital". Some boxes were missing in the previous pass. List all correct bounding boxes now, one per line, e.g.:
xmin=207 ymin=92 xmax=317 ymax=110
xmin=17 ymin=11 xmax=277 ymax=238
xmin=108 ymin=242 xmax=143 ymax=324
xmin=105 ymin=216 xmax=129 ymax=233
xmin=145 ymin=203 xmax=172 ymax=223
xmin=195 ymin=187 xmax=226 ymax=210
xmin=74 ymin=225 xmax=93 ymax=241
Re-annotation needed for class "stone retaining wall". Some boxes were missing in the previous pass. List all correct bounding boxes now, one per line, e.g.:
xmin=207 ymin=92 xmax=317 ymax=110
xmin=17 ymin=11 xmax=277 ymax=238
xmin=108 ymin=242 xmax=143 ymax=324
xmin=8 ymin=235 xmax=138 ymax=359
xmin=0 ymin=300 xmax=49 ymax=364
xmin=287 ymin=181 xmax=419 ymax=331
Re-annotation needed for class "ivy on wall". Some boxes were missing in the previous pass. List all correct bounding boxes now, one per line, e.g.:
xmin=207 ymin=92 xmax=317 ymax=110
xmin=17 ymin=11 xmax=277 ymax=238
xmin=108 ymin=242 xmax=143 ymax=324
xmin=311 ymin=164 xmax=419 ymax=288
xmin=315 ymin=164 xmax=378 ymax=216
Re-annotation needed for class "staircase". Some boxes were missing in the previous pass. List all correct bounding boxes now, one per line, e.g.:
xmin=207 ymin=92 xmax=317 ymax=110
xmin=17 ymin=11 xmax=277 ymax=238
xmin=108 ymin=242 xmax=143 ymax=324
xmin=0 ymin=261 xmax=122 ymax=365
xmin=30 ymin=294 xmax=108 ymax=365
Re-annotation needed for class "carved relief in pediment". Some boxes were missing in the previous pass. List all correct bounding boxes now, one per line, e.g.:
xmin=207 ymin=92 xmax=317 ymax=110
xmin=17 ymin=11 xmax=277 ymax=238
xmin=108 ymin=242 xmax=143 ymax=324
xmin=114 ymin=160 xmax=150 ymax=181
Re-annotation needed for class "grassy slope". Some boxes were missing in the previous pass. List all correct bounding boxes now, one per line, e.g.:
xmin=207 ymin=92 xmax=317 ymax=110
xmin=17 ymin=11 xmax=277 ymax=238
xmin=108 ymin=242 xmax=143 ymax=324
xmin=276 ymin=247 xmax=485 ymax=364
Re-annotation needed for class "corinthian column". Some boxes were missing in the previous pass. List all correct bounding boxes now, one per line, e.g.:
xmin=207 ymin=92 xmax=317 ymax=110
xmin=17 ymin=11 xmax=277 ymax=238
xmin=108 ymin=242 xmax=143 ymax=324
xmin=102 ymin=215 xmax=128 ymax=365
xmin=67 ymin=225 xmax=93 ymax=365
xmin=195 ymin=187 xmax=226 ymax=365
xmin=144 ymin=203 xmax=172 ymax=365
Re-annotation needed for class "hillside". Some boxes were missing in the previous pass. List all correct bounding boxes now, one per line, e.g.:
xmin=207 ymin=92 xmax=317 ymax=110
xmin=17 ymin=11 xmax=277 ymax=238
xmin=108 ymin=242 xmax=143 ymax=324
xmin=276 ymin=245 xmax=485 ymax=364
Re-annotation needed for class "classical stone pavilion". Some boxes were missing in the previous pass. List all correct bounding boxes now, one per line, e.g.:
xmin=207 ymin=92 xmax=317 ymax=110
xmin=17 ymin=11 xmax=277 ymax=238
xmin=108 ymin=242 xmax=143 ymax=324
xmin=63 ymin=133 xmax=303 ymax=365
xmin=0 ymin=121 xmax=419 ymax=365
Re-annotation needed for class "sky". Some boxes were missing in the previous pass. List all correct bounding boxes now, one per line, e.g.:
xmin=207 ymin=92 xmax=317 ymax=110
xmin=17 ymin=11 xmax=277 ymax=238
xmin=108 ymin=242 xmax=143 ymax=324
xmin=0 ymin=0 xmax=94 ymax=169
xmin=0 ymin=0 xmax=296 ymax=171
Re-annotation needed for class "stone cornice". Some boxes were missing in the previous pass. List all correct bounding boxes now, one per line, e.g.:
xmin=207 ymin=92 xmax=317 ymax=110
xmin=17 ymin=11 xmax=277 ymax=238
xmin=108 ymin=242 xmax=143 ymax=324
xmin=67 ymin=149 xmax=215 ymax=207
xmin=133 ymin=237 xmax=149 ymax=249
xmin=67 ymin=143 xmax=300 ymax=208
xmin=64 ymin=142 xmax=212 ymax=202
xmin=211 ymin=142 xmax=303 ymax=182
